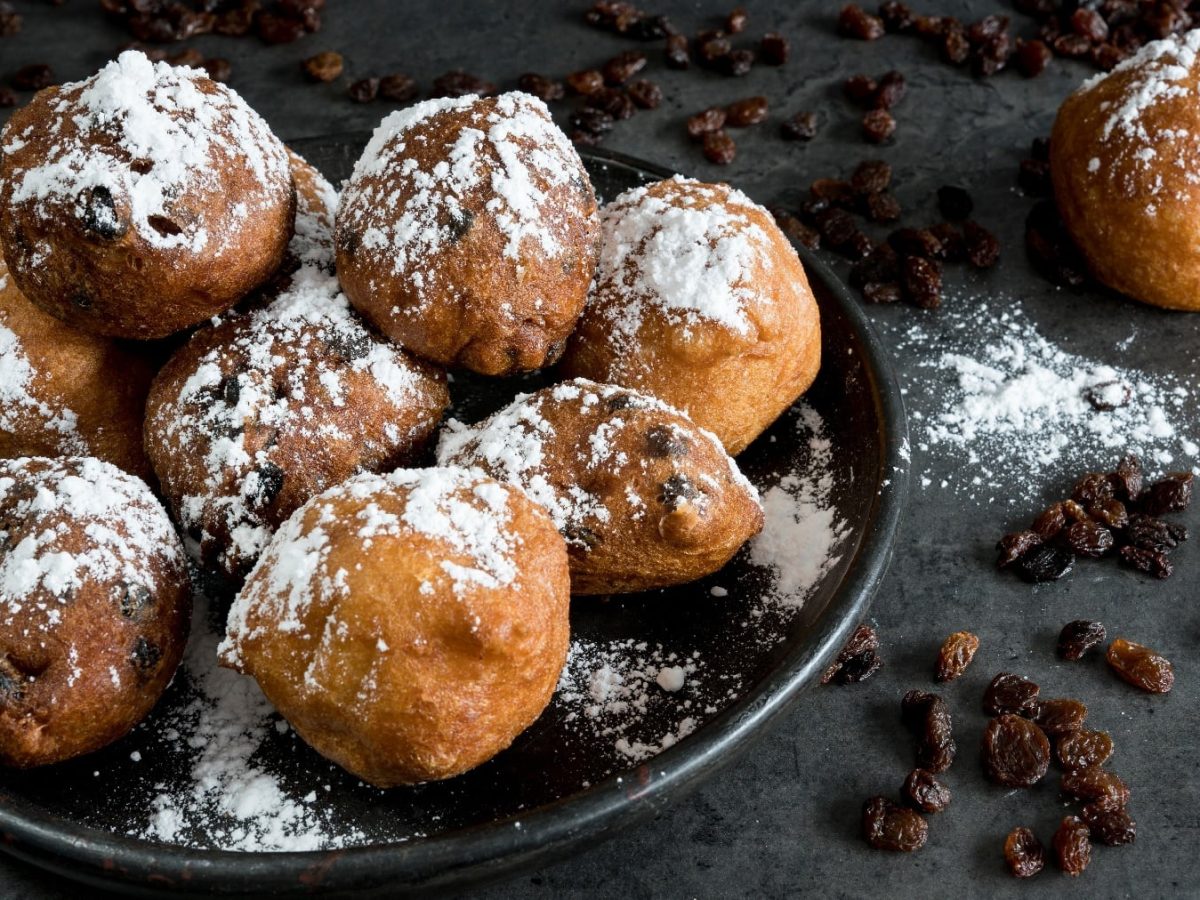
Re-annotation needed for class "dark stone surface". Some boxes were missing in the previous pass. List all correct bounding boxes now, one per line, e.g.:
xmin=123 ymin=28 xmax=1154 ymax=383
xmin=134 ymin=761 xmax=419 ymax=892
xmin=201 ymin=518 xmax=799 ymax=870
xmin=1 ymin=1 xmax=1198 ymax=897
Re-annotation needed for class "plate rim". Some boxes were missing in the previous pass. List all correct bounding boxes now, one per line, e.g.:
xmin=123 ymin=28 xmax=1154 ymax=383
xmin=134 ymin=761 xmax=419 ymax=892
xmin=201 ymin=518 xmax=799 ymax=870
xmin=0 ymin=145 xmax=909 ymax=897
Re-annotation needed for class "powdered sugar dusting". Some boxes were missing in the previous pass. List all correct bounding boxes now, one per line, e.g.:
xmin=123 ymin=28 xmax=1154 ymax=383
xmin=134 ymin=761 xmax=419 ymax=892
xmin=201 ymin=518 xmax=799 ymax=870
xmin=0 ymin=318 xmax=87 ymax=456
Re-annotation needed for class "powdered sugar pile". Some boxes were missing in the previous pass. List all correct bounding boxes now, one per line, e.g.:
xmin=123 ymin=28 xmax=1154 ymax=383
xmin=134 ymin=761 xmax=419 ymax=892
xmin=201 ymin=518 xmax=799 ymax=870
xmin=589 ymin=176 xmax=775 ymax=341
xmin=898 ymin=298 xmax=1199 ymax=501
xmin=2 ymin=50 xmax=290 ymax=256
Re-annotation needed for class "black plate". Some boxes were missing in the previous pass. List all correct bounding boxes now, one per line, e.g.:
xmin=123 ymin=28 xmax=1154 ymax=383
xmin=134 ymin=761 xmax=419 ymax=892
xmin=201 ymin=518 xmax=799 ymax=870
xmin=0 ymin=143 xmax=908 ymax=897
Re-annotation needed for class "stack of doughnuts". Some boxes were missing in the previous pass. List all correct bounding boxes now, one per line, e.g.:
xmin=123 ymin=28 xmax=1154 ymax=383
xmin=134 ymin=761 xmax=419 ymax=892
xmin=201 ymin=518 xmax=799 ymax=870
xmin=0 ymin=51 xmax=822 ymax=785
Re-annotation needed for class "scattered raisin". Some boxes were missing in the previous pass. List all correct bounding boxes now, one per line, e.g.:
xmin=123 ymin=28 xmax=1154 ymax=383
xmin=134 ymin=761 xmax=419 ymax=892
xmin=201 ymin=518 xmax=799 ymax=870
xmin=901 ymin=690 xmax=955 ymax=773
xmin=879 ymin=0 xmax=914 ymax=31
xmin=937 ymin=185 xmax=973 ymax=221
xmin=821 ymin=623 xmax=882 ymax=685
xmin=1032 ymin=503 xmax=1066 ymax=539
xmin=726 ymin=96 xmax=769 ymax=127
xmin=687 ymin=107 xmax=727 ymax=140
xmin=1139 ymin=473 xmax=1193 ymax=516
xmin=0 ymin=86 xmax=14 ymax=108
xmin=984 ymin=673 xmax=1039 ymax=717
xmin=901 ymin=256 xmax=941 ymax=309
xmin=865 ymin=191 xmax=902 ymax=222
xmin=902 ymin=768 xmax=951 ymax=813
xmin=963 ymin=221 xmax=1000 ymax=268
xmin=839 ymin=4 xmax=886 ymax=39
xmin=586 ymin=87 xmax=635 ymax=120
xmin=603 ymin=50 xmax=647 ymax=85
xmin=722 ymin=48 xmax=756 ymax=76
xmin=1053 ymin=816 xmax=1091 ymax=877
xmin=726 ymin=6 xmax=748 ymax=34
xmin=1061 ymin=767 xmax=1130 ymax=810
xmin=1106 ymin=638 xmax=1174 ymax=693
xmin=771 ymin=209 xmax=821 ymax=249
xmin=862 ymin=108 xmax=896 ymax=143
xmin=626 ymin=79 xmax=662 ymax=109
xmin=665 ymin=33 xmax=691 ymax=68
xmin=1056 ymin=620 xmax=1105 ymax=661
xmin=432 ymin=69 xmax=496 ymax=98
xmin=517 ymin=73 xmax=565 ymax=102
xmin=983 ymin=714 xmax=1051 ymax=787
xmin=302 ymin=50 xmax=343 ymax=82
xmin=1061 ymin=520 xmax=1114 ymax=558
xmin=1015 ymin=38 xmax=1053 ymax=76
xmin=1117 ymin=545 xmax=1173 ymax=579
xmin=1081 ymin=804 xmax=1136 ymax=846
xmin=11 ymin=64 xmax=54 ymax=91
xmin=843 ymin=74 xmax=878 ymax=105
xmin=781 ymin=111 xmax=819 ymax=141
xmin=1071 ymin=8 xmax=1109 ymax=41
xmin=1056 ymin=729 xmax=1114 ymax=772
xmin=1112 ymin=454 xmax=1146 ymax=502
xmin=1018 ymin=158 xmax=1052 ymax=195
xmin=379 ymin=74 xmax=418 ymax=103
xmin=997 ymin=530 xmax=1042 ymax=567
xmin=1123 ymin=514 xmax=1185 ymax=552
xmin=696 ymin=33 xmax=732 ymax=67
xmin=0 ymin=2 xmax=20 ymax=37
xmin=569 ymin=107 xmax=614 ymax=142
xmin=702 ymin=131 xmax=737 ymax=165
xmin=934 ymin=631 xmax=980 ymax=682
xmin=862 ymin=796 xmax=928 ymax=851
xmin=850 ymin=243 xmax=899 ymax=289
xmin=1083 ymin=380 xmax=1131 ymax=411
xmin=347 ymin=77 xmax=379 ymax=103
xmin=760 ymin=32 xmax=790 ymax=64
xmin=863 ymin=282 xmax=902 ymax=303
xmin=889 ymin=227 xmax=941 ymax=259
xmin=1004 ymin=826 xmax=1046 ymax=878
xmin=1014 ymin=544 xmax=1074 ymax=582
xmin=1032 ymin=698 xmax=1087 ymax=735
xmin=942 ymin=28 xmax=971 ymax=64
xmin=874 ymin=70 xmax=907 ymax=109
xmin=1088 ymin=499 xmax=1128 ymax=529
xmin=850 ymin=159 xmax=891 ymax=195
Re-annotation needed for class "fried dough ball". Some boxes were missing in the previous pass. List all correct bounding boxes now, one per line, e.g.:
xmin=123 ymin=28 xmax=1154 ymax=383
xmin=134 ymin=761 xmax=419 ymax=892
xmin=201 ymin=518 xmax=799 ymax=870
xmin=1051 ymin=31 xmax=1200 ymax=311
xmin=0 ymin=258 xmax=155 ymax=479
xmin=438 ymin=378 xmax=764 ymax=594
xmin=560 ymin=177 xmax=821 ymax=455
xmin=219 ymin=466 xmax=570 ymax=787
xmin=0 ymin=50 xmax=294 ymax=339
xmin=285 ymin=148 xmax=337 ymax=271
xmin=0 ymin=456 xmax=190 ymax=768
xmin=336 ymin=91 xmax=599 ymax=375
xmin=145 ymin=267 xmax=449 ymax=586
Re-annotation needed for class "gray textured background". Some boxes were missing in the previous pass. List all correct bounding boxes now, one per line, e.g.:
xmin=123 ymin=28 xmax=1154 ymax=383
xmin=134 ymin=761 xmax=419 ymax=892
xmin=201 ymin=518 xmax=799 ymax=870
xmin=1 ymin=1 xmax=1198 ymax=897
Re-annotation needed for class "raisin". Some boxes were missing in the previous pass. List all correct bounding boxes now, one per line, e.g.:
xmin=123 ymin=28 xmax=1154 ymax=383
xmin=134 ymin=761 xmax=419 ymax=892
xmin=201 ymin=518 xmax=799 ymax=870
xmin=879 ymin=0 xmax=914 ymax=32
xmin=966 ymin=14 xmax=1009 ymax=43
xmin=1072 ymin=472 xmax=1114 ymax=506
xmin=256 ymin=12 xmax=308 ymax=45
xmin=1018 ymin=158 xmax=1052 ymax=195
xmin=862 ymin=796 xmax=927 ymax=851
xmin=1123 ymin=513 xmax=1185 ymax=552
xmin=1053 ymin=816 xmax=1091 ymax=876
xmin=567 ymin=69 xmax=604 ymax=96
xmin=726 ymin=96 xmax=768 ymax=127
xmin=942 ymin=28 xmax=971 ymax=64
xmin=851 ymin=159 xmax=891 ymax=195
xmin=983 ymin=715 xmax=1051 ymax=787
xmin=1061 ymin=520 xmax=1113 ymax=558
xmin=862 ymin=282 xmax=902 ymax=303
xmin=130 ymin=636 xmax=161 ymax=673
xmin=11 ymin=64 xmax=54 ymax=91
xmin=1062 ymin=499 xmax=1091 ymax=523
xmin=902 ymin=769 xmax=951 ymax=813
xmin=1032 ymin=503 xmax=1067 ymax=539
xmin=379 ymin=74 xmax=418 ymax=103
xmin=1071 ymin=8 xmax=1109 ymax=41
xmin=1139 ymin=473 xmax=1193 ymax=516
xmin=82 ymin=186 xmax=127 ymax=241
xmin=902 ymin=690 xmax=955 ymax=773
xmin=781 ymin=111 xmax=819 ymax=141
xmin=1061 ymin=767 xmax=1130 ymax=810
xmin=843 ymin=74 xmax=878 ymax=105
xmin=839 ymin=4 xmax=885 ymax=39
xmin=250 ymin=461 xmax=285 ymax=510
xmin=996 ymin=531 xmax=1042 ymax=568
xmin=821 ymin=623 xmax=881 ymax=684
xmin=659 ymin=473 xmax=700 ymax=507
xmin=760 ymin=32 xmax=790 ymax=65
xmin=1014 ymin=544 xmax=1074 ymax=582
xmin=1088 ymin=499 xmax=1128 ymax=529
xmin=1081 ymin=804 xmax=1136 ymax=846
xmin=432 ymin=70 xmax=496 ymax=98
xmin=665 ymin=33 xmax=691 ymax=68
xmin=1025 ymin=200 xmax=1090 ymax=288
xmin=603 ymin=50 xmax=647 ymax=85
xmin=1106 ymin=638 xmax=1174 ymax=693
xmin=168 ymin=49 xmax=206 ymax=69
xmin=810 ymin=178 xmax=856 ymax=207
xmin=1004 ymin=827 xmax=1045 ymax=878
xmin=1057 ymin=620 xmax=1106 ymax=661
xmin=722 ymin=48 xmax=755 ymax=77
xmin=119 ymin=582 xmax=153 ymax=618
xmin=815 ymin=208 xmax=859 ymax=250
xmin=626 ymin=79 xmax=661 ymax=109
xmin=901 ymin=256 xmax=941 ymax=309
xmin=726 ymin=6 xmax=748 ymax=33
xmin=1032 ymin=698 xmax=1087 ymax=735
xmin=963 ymin=221 xmax=1000 ymax=268
xmin=1110 ymin=454 xmax=1144 ymax=501
xmin=570 ymin=108 xmax=615 ymax=139
xmin=1091 ymin=42 xmax=1127 ymax=70
xmin=1056 ymin=729 xmax=1114 ymax=772
xmin=889 ymin=227 xmax=941 ymax=259
xmin=1015 ymin=38 xmax=1053 ymax=76
xmin=934 ymin=631 xmax=980 ymax=682
xmin=1083 ymin=380 xmax=1131 ymax=411
xmin=586 ymin=88 xmax=635 ymax=120
xmin=865 ymin=192 xmax=902 ymax=223
xmin=0 ymin=2 xmax=20 ymax=37
xmin=984 ymin=673 xmax=1039 ymax=716
xmin=937 ymin=185 xmax=973 ymax=221
xmin=862 ymin=108 xmax=896 ymax=143
xmin=0 ymin=86 xmax=14 ymax=108
xmin=518 ymin=73 xmax=564 ymax=103
xmin=347 ymin=78 xmax=379 ymax=103
xmin=1118 ymin=545 xmax=1173 ymax=579
xmin=874 ymin=70 xmax=907 ymax=109
xmin=202 ymin=58 xmax=232 ymax=83
xmin=841 ymin=231 xmax=874 ymax=261
xmin=850 ymin=243 xmax=899 ymax=289
xmin=696 ymin=34 xmax=732 ymax=67
xmin=702 ymin=131 xmax=737 ymax=165
xmin=687 ymin=107 xmax=727 ymax=140
xmin=628 ymin=14 xmax=674 ymax=40
xmin=302 ymin=50 xmax=342 ymax=82
xmin=771 ymin=209 xmax=821 ymax=249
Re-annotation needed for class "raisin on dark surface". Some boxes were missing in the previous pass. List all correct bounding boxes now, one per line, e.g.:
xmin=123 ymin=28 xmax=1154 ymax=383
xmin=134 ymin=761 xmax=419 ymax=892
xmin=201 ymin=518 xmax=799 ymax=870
xmin=862 ymin=108 xmax=896 ymax=143
xmin=1014 ymin=544 xmax=1074 ymax=582
xmin=771 ymin=209 xmax=821 ymax=249
xmin=1061 ymin=767 xmax=1130 ymax=810
xmin=879 ymin=0 xmax=914 ymax=32
xmin=432 ymin=69 xmax=496 ymax=98
xmin=1061 ymin=520 xmax=1114 ymax=558
xmin=816 ymin=208 xmax=859 ymax=250
xmin=1138 ymin=473 xmax=1193 ymax=516
xmin=0 ymin=2 xmax=20 ymax=37
xmin=963 ymin=221 xmax=1000 ymax=268
xmin=997 ymin=530 xmax=1042 ymax=567
xmin=702 ymin=130 xmax=737 ymax=165
xmin=0 ymin=86 xmax=14 ymax=108
xmin=781 ymin=111 xmax=819 ymax=141
xmin=1032 ymin=698 xmax=1087 ymax=735
xmin=687 ymin=107 xmax=727 ymax=140
xmin=850 ymin=243 xmax=899 ymax=289
xmin=585 ymin=87 xmax=635 ymax=120
xmin=902 ymin=768 xmax=951 ymax=813
xmin=984 ymin=673 xmax=1040 ymax=716
xmin=862 ymin=282 xmax=903 ymax=303
xmin=1057 ymin=620 xmax=1106 ymax=661
xmin=934 ymin=631 xmax=980 ymax=682
xmin=1053 ymin=816 xmax=1091 ymax=877
xmin=902 ymin=690 xmax=956 ymax=773
xmin=1004 ymin=826 xmax=1046 ymax=878
xmin=722 ymin=48 xmax=756 ymax=76
xmin=726 ymin=6 xmax=748 ymax=33
xmin=1081 ymin=803 xmax=1136 ymax=846
xmin=1088 ymin=498 xmax=1128 ymax=529
xmin=1025 ymin=200 xmax=1091 ymax=288
xmin=1106 ymin=638 xmax=1174 ymax=693
xmin=889 ymin=227 xmax=942 ymax=259
xmin=696 ymin=33 xmax=732 ymax=67
xmin=821 ymin=623 xmax=882 ymax=684
xmin=567 ymin=69 xmax=605 ymax=95
xmin=1018 ymin=158 xmax=1052 ymax=195
xmin=665 ymin=33 xmax=691 ymax=68
xmin=1015 ymin=37 xmax=1053 ymax=76
xmin=1071 ymin=8 xmax=1109 ymax=41
xmin=1123 ymin=513 xmax=1186 ymax=552
xmin=1032 ymin=503 xmax=1067 ymax=539
xmin=1113 ymin=454 xmax=1148 ymax=502
xmin=302 ymin=50 xmax=343 ymax=82
xmin=862 ymin=797 xmax=928 ymax=851
xmin=851 ymin=159 xmax=892 ymax=195
xmin=937 ymin=185 xmax=973 ymax=220
xmin=626 ymin=79 xmax=662 ymax=109
xmin=942 ymin=27 xmax=971 ymax=64
xmin=570 ymin=107 xmax=615 ymax=141
xmin=874 ymin=70 xmax=907 ymax=109
xmin=1056 ymin=729 xmax=1114 ymax=772
xmin=840 ymin=3 xmax=886 ymax=39
xmin=379 ymin=73 xmax=418 ymax=103
xmin=901 ymin=256 xmax=942 ymax=309
xmin=1072 ymin=472 xmax=1114 ymax=506
xmin=11 ymin=64 xmax=54 ymax=91
xmin=983 ymin=714 xmax=1051 ymax=788
xmin=517 ymin=72 xmax=564 ymax=102
xmin=726 ymin=96 xmax=769 ymax=127
xmin=347 ymin=77 xmax=379 ymax=103
xmin=603 ymin=49 xmax=647 ymax=85
xmin=202 ymin=57 xmax=232 ymax=83
xmin=843 ymin=73 xmax=879 ymax=105
xmin=1117 ymin=545 xmax=1173 ymax=579
xmin=1083 ymin=380 xmax=1131 ymax=411
xmin=865 ymin=191 xmax=902 ymax=223
xmin=760 ymin=32 xmax=790 ymax=64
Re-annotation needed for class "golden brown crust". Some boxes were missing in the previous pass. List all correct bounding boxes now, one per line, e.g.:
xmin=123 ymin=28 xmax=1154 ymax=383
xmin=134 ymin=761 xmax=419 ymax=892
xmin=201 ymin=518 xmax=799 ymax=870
xmin=220 ymin=467 xmax=570 ymax=787
xmin=559 ymin=178 xmax=821 ymax=455
xmin=0 ymin=52 xmax=294 ymax=339
xmin=335 ymin=92 xmax=599 ymax=375
xmin=0 ymin=257 xmax=155 ymax=480
xmin=0 ymin=456 xmax=190 ymax=768
xmin=145 ymin=268 xmax=450 ymax=585
xmin=437 ymin=379 xmax=764 ymax=594
xmin=1051 ymin=32 xmax=1200 ymax=311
